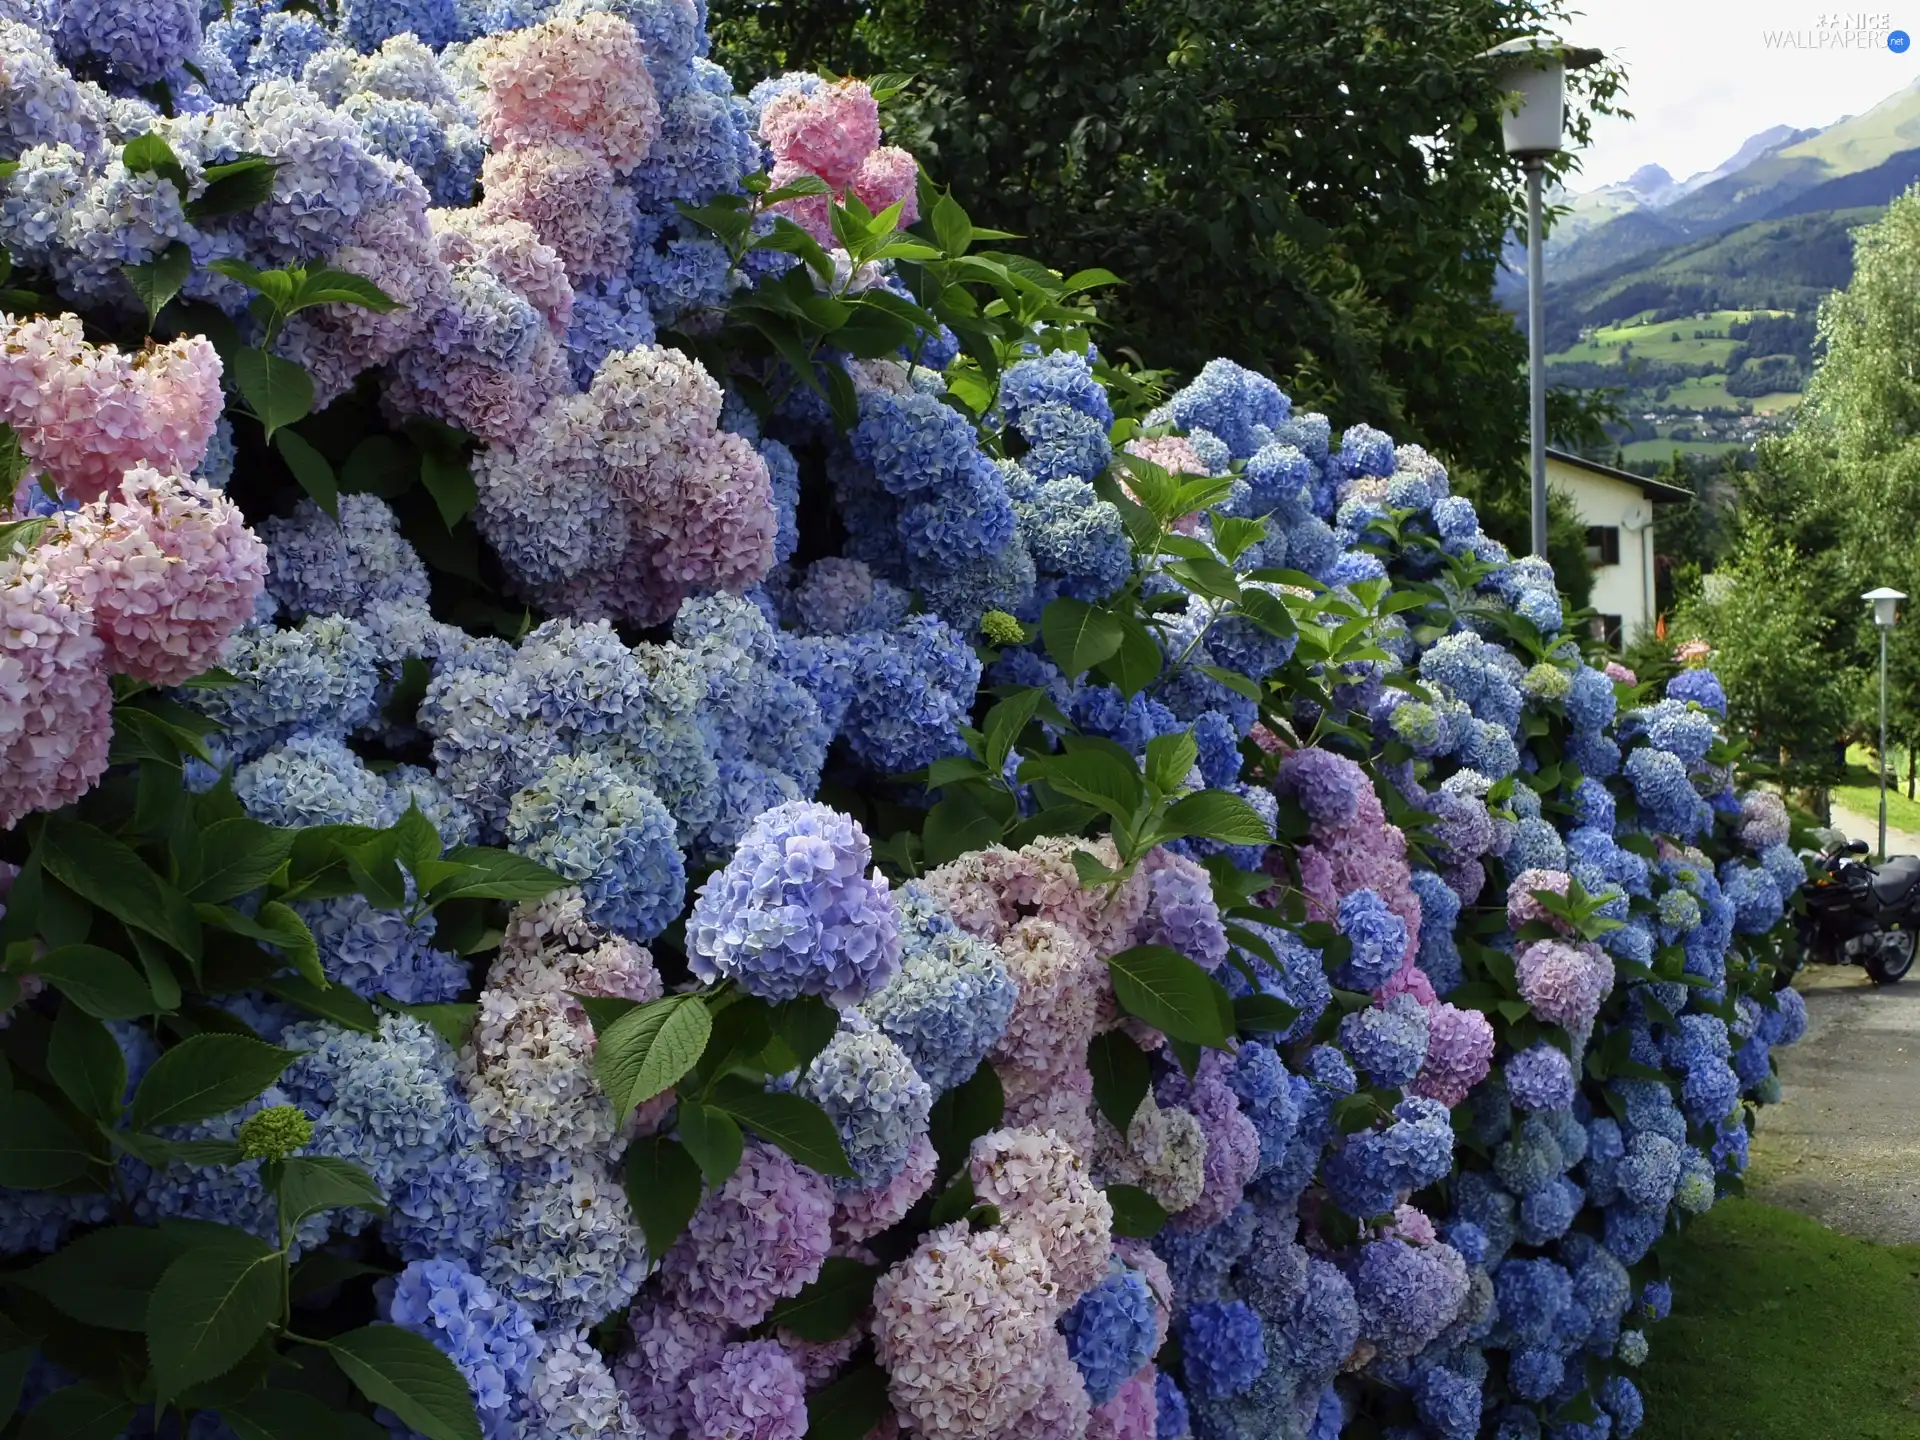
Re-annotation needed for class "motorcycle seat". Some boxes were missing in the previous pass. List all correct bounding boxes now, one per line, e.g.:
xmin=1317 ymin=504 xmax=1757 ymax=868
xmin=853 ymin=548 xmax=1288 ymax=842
xmin=1873 ymin=855 xmax=1920 ymax=906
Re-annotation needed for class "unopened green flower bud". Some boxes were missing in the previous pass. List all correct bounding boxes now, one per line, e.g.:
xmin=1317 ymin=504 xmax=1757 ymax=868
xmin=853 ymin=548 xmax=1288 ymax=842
xmin=238 ymin=1105 xmax=312 ymax=1162
xmin=981 ymin=610 xmax=1024 ymax=646
xmin=1522 ymin=662 xmax=1571 ymax=702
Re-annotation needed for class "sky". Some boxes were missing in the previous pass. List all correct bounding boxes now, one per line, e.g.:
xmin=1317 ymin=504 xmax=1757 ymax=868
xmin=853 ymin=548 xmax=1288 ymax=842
xmin=1566 ymin=0 xmax=1919 ymax=190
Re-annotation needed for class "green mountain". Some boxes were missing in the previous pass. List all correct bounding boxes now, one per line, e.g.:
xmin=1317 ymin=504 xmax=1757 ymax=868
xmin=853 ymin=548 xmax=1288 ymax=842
xmin=1507 ymin=78 xmax=1920 ymax=465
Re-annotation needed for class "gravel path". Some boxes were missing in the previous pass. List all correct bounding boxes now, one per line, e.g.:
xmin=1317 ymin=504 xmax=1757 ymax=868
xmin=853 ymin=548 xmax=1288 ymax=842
xmin=1749 ymin=966 xmax=1920 ymax=1244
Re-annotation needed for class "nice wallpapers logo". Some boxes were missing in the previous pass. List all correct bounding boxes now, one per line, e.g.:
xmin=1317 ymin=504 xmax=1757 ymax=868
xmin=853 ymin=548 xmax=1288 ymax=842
xmin=1763 ymin=12 xmax=1911 ymax=48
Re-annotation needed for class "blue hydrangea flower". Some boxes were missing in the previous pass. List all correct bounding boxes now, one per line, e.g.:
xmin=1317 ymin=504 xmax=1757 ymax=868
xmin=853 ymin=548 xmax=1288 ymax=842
xmin=859 ymin=885 xmax=1015 ymax=1094
xmin=1180 ymin=1300 xmax=1267 ymax=1400
xmin=504 ymin=752 xmax=685 ymax=941
xmin=1062 ymin=1264 xmax=1158 ymax=1405
xmin=1334 ymin=889 xmax=1407 ymax=990
xmin=794 ymin=1015 xmax=931 ymax=1189
xmin=687 ymin=800 xmax=901 ymax=1005
xmin=385 ymin=1258 xmax=539 ymax=1434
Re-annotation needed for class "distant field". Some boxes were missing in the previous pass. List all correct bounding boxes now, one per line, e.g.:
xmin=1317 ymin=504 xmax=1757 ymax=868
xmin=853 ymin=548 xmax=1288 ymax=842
xmin=1748 ymin=390 xmax=1803 ymax=415
xmin=1619 ymin=438 xmax=1746 ymax=463
xmin=1546 ymin=308 xmax=1792 ymax=368
xmin=1658 ymin=375 xmax=1739 ymax=411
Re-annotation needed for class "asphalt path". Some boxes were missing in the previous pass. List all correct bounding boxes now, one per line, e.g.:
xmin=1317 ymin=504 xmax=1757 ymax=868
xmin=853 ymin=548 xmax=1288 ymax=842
xmin=1749 ymin=966 xmax=1920 ymax=1245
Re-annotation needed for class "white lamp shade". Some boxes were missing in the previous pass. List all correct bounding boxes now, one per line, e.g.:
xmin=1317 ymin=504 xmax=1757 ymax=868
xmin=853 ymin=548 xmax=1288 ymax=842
xmin=1863 ymin=586 xmax=1907 ymax=627
xmin=1498 ymin=58 xmax=1567 ymax=156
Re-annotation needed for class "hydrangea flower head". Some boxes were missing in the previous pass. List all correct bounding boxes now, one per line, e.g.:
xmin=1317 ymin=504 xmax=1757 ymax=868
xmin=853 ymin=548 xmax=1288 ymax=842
xmin=687 ymin=800 xmax=901 ymax=1005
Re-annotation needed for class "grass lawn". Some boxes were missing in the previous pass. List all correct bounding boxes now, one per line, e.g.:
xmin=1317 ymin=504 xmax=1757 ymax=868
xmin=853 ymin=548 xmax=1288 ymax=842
xmin=1638 ymin=1198 xmax=1920 ymax=1439
xmin=1832 ymin=745 xmax=1920 ymax=839
xmin=1545 ymin=310 xmax=1785 ymax=368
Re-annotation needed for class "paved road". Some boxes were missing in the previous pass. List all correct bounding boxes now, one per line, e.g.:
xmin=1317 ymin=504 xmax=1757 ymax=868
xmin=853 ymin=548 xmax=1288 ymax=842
xmin=1749 ymin=966 xmax=1920 ymax=1244
xmin=1827 ymin=797 xmax=1920 ymax=862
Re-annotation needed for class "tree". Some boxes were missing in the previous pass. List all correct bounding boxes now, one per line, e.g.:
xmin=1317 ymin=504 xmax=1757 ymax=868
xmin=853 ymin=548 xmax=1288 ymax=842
xmin=1673 ymin=524 xmax=1853 ymax=795
xmin=709 ymin=0 xmax=1623 ymax=488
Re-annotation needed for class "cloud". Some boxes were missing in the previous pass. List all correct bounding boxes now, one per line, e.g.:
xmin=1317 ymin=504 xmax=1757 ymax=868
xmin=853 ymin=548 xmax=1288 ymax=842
xmin=1565 ymin=0 xmax=1916 ymax=189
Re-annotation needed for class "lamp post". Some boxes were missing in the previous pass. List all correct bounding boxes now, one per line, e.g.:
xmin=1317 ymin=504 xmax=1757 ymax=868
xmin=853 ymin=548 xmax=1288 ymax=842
xmin=1480 ymin=37 xmax=1604 ymax=558
xmin=1863 ymin=586 xmax=1906 ymax=860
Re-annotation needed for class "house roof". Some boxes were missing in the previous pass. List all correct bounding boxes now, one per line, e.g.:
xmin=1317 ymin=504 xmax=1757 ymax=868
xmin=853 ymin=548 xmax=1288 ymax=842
xmin=1544 ymin=447 xmax=1695 ymax=505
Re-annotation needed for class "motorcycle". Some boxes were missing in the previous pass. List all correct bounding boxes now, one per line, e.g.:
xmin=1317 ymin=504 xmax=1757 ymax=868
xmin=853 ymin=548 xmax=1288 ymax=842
xmin=1797 ymin=838 xmax=1919 ymax=984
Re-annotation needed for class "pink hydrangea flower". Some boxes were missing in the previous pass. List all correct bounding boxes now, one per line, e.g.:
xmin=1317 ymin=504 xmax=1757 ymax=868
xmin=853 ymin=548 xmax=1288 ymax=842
xmin=480 ymin=142 xmax=636 ymax=284
xmin=767 ymin=156 xmax=834 ymax=246
xmin=1006 ymin=1329 xmax=1092 ymax=1437
xmin=1387 ymin=1204 xmax=1437 ymax=1246
xmin=0 ymin=546 xmax=112 ymax=830
xmin=1739 ymin=791 xmax=1791 ymax=851
xmin=1673 ymin=639 xmax=1712 ymax=665
xmin=969 ymin=1125 xmax=1112 ymax=1305
xmin=431 ymin=208 xmax=575 ymax=335
xmin=1410 ymin=1001 xmax=1494 ymax=1107
xmin=1505 ymin=868 xmax=1573 ymax=934
xmin=760 ymin=80 xmax=881 ymax=190
xmin=43 ymin=467 xmax=266 ymax=685
xmin=1515 ymin=938 xmax=1615 ymax=1032
xmin=850 ymin=145 xmax=919 ymax=222
xmin=476 ymin=12 xmax=659 ymax=172
xmin=489 ymin=888 xmax=664 ymax=1003
xmin=0 ymin=315 xmax=221 ymax=502
xmin=1604 ymin=661 xmax=1636 ymax=685
xmin=872 ymin=1221 xmax=1058 ymax=1440
xmin=1087 ymin=1364 xmax=1157 ymax=1440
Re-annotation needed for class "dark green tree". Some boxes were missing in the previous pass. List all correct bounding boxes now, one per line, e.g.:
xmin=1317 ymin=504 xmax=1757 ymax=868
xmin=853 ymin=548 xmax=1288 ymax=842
xmin=710 ymin=0 xmax=1623 ymax=488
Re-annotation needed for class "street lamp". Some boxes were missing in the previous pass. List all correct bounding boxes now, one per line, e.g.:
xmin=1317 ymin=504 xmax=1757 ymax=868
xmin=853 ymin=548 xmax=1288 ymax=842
xmin=1480 ymin=36 xmax=1604 ymax=558
xmin=1863 ymin=586 xmax=1906 ymax=860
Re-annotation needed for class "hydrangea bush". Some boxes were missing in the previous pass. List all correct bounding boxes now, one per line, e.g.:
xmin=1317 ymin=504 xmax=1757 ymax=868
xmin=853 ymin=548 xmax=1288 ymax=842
xmin=0 ymin=4 xmax=1810 ymax=1439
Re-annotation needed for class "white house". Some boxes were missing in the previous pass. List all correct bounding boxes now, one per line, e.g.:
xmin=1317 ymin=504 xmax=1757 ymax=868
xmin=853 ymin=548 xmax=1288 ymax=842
xmin=1543 ymin=448 xmax=1693 ymax=648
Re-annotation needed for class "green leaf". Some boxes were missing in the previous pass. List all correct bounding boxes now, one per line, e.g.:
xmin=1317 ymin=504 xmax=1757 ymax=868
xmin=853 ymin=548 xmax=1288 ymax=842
xmin=40 ymin=815 xmax=201 ymax=963
xmin=294 ymin=268 xmax=401 ymax=313
xmin=129 ymin=1033 xmax=301 ymax=1132
xmin=927 ymin=1171 xmax=977 ymax=1225
xmin=1105 ymin=945 xmax=1234 ymax=1048
xmin=765 ymin=1256 xmax=879 ymax=1341
xmin=1087 ymin=1029 xmax=1151 ymax=1132
xmin=1233 ymin=588 xmax=1297 ymax=641
xmin=1210 ymin=516 xmax=1268 ymax=563
xmin=0 ymin=1347 xmax=30 ymax=1431
xmin=261 ymin=973 xmax=378 ymax=1034
xmin=930 ymin=189 xmax=973 ymax=256
xmin=624 ymin=1134 xmax=704 ymax=1260
xmin=0 ymin=1093 xmax=93 ymax=1189
xmin=29 ymin=944 xmax=156 ymax=1020
xmin=105 ymin=1127 xmax=244 ymax=1172
xmin=200 ymin=901 xmax=325 ymax=990
xmin=921 ymin=789 xmax=1007 ymax=868
xmin=324 ymin=1324 xmax=484 ymax=1440
xmin=186 ymin=155 xmax=282 ymax=221
xmin=1233 ymin=994 xmax=1300 ymax=1035
xmin=122 ymin=131 xmax=189 ymax=199
xmin=277 ymin=1154 xmax=386 ymax=1235
xmin=427 ymin=847 xmax=565 ymax=904
xmin=340 ymin=434 xmax=416 ymax=498
xmin=708 ymin=1077 xmax=855 ymax=1178
xmin=1195 ymin=664 xmax=1263 ymax=702
xmin=1042 ymin=598 xmax=1125 ymax=677
xmin=595 ymin=995 xmax=712 ymax=1120
xmin=229 ymin=346 xmax=314 ymax=440
xmin=767 ymin=996 xmax=839 ymax=1071
xmin=927 ymin=1061 xmax=1003 ymax=1181
xmin=1071 ymin=848 xmax=1121 ymax=889
xmin=18 ymin=1383 xmax=135 ymax=1440
xmin=416 ymin=445 xmax=476 ymax=531
xmin=17 ymin=1223 xmax=193 ymax=1331
xmin=983 ymin=687 xmax=1045 ymax=773
xmin=272 ymin=429 xmax=337 ymax=518
xmin=47 ymin=1003 xmax=126 ymax=1123
xmin=676 ymin=1099 xmax=744 ymax=1187
xmin=146 ymin=1226 xmax=283 ymax=1400
xmin=1104 ymin=1183 xmax=1167 ymax=1239
xmin=1159 ymin=790 xmax=1274 ymax=846
xmin=223 ymin=1388 xmax=359 ymax=1440
xmin=122 ymin=241 xmax=192 ymax=325
xmin=805 ymin=1359 xmax=891 ymax=1440
xmin=1094 ymin=613 xmax=1163 ymax=697
xmin=760 ymin=172 xmax=833 ymax=203
xmin=1144 ymin=731 xmax=1200 ymax=795
xmin=188 ymin=818 xmax=297 ymax=903
xmin=290 ymin=1251 xmax=394 ymax=1302
xmin=1031 ymin=748 xmax=1144 ymax=825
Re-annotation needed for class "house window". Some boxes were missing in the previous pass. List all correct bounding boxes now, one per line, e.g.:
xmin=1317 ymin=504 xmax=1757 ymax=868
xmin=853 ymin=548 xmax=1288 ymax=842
xmin=1585 ymin=525 xmax=1621 ymax=567
xmin=1590 ymin=613 xmax=1624 ymax=649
